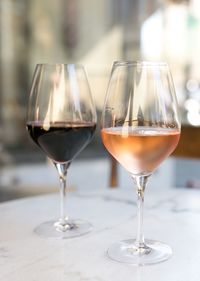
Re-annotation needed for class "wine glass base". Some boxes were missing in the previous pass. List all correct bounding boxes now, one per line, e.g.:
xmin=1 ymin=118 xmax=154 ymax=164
xmin=34 ymin=219 xmax=92 ymax=239
xmin=107 ymin=239 xmax=172 ymax=265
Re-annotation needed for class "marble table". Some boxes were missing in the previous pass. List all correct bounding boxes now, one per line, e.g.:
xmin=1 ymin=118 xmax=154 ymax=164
xmin=1 ymin=186 xmax=200 ymax=281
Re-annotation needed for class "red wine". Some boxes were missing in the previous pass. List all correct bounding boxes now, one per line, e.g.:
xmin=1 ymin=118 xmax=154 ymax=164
xmin=27 ymin=121 xmax=96 ymax=163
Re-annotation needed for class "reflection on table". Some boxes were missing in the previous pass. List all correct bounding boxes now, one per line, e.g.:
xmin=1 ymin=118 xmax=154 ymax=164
xmin=0 ymin=185 xmax=200 ymax=280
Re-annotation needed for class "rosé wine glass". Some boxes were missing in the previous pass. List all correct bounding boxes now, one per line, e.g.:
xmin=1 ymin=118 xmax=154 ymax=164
xmin=26 ymin=63 xmax=96 ymax=238
xmin=101 ymin=61 xmax=181 ymax=265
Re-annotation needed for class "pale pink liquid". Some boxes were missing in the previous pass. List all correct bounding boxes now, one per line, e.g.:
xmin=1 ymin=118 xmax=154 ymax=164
xmin=101 ymin=127 xmax=180 ymax=175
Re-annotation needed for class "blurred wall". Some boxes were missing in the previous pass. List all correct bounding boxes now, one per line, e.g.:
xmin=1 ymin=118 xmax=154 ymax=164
xmin=0 ymin=0 xmax=199 ymax=162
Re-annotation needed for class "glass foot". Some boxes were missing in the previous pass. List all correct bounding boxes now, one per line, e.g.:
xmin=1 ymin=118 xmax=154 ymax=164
xmin=107 ymin=239 xmax=172 ymax=265
xmin=34 ymin=219 xmax=92 ymax=239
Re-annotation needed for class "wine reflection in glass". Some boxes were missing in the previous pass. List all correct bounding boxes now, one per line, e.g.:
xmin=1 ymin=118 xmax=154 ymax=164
xmin=101 ymin=61 xmax=181 ymax=265
xmin=26 ymin=63 xmax=97 ymax=238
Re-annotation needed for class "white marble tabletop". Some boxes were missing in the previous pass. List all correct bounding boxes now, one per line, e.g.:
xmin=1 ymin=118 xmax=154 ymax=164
xmin=0 ymin=185 xmax=200 ymax=281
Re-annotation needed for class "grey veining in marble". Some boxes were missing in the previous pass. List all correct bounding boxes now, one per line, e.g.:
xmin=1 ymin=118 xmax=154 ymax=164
xmin=0 ymin=186 xmax=200 ymax=281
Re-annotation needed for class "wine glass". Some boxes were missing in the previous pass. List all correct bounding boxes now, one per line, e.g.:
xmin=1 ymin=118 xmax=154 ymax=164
xmin=26 ymin=63 xmax=97 ymax=238
xmin=101 ymin=61 xmax=181 ymax=265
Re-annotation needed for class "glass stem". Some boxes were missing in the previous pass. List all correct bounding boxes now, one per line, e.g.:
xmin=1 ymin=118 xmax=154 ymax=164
xmin=132 ymin=175 xmax=150 ymax=251
xmin=55 ymin=162 xmax=71 ymax=228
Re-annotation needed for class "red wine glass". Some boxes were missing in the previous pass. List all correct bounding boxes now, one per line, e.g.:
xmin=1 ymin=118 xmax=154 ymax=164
xmin=26 ymin=63 xmax=96 ymax=238
xmin=101 ymin=61 xmax=181 ymax=265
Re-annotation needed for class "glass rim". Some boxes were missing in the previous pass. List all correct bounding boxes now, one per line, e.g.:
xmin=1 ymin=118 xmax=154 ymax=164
xmin=113 ymin=61 xmax=168 ymax=67
xmin=35 ymin=63 xmax=84 ymax=68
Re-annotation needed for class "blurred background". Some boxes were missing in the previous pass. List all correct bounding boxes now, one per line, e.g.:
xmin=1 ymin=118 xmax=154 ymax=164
xmin=0 ymin=0 xmax=200 ymax=201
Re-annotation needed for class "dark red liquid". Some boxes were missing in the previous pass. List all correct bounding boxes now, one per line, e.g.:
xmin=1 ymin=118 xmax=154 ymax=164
xmin=27 ymin=122 xmax=96 ymax=163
